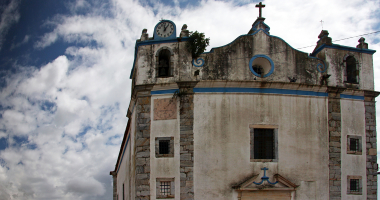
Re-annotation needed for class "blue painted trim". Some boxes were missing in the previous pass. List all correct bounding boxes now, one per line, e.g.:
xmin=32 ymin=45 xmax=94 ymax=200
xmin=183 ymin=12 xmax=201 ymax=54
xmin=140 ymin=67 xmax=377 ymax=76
xmin=340 ymin=94 xmax=364 ymax=100
xmin=117 ymin=134 xmax=130 ymax=173
xmin=193 ymin=87 xmax=328 ymax=97
xmin=311 ymin=44 xmax=376 ymax=56
xmin=251 ymin=20 xmax=270 ymax=34
xmin=249 ymin=54 xmax=275 ymax=77
xmin=129 ymin=37 xmax=189 ymax=79
xmin=192 ymin=58 xmax=205 ymax=67
xmin=151 ymin=89 xmax=179 ymax=95
xmin=153 ymin=20 xmax=177 ymax=41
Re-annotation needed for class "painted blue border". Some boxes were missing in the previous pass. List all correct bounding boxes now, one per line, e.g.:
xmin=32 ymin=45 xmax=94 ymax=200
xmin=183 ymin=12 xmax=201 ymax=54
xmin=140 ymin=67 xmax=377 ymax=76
xmin=249 ymin=54 xmax=274 ymax=77
xmin=340 ymin=94 xmax=364 ymax=100
xmin=117 ymin=134 xmax=130 ymax=173
xmin=193 ymin=88 xmax=328 ymax=97
xmin=151 ymin=89 xmax=179 ymax=95
xmin=192 ymin=58 xmax=205 ymax=67
xmin=153 ymin=20 xmax=177 ymax=41
xmin=311 ymin=44 xmax=376 ymax=56
xmin=251 ymin=20 xmax=270 ymax=34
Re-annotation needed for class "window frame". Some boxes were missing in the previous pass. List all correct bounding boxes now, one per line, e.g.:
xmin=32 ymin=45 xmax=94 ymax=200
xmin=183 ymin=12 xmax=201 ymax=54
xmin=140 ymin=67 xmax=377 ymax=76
xmin=347 ymin=135 xmax=362 ymax=155
xmin=156 ymin=178 xmax=175 ymax=199
xmin=347 ymin=175 xmax=362 ymax=195
xmin=155 ymin=46 xmax=174 ymax=78
xmin=343 ymin=54 xmax=360 ymax=85
xmin=250 ymin=124 xmax=278 ymax=162
xmin=155 ymin=137 xmax=174 ymax=158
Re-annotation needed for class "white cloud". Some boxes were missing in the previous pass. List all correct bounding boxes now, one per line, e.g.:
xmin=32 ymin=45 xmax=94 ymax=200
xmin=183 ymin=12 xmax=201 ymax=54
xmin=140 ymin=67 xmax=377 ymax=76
xmin=65 ymin=177 xmax=105 ymax=195
xmin=0 ymin=0 xmax=380 ymax=199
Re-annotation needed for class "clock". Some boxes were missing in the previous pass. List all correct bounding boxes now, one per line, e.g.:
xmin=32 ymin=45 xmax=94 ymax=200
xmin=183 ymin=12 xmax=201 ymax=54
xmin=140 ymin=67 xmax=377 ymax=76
xmin=154 ymin=20 xmax=176 ymax=40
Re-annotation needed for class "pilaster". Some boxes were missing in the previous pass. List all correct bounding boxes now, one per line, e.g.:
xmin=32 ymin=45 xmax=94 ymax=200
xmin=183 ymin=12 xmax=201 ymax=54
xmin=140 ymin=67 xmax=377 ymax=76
xmin=327 ymin=87 xmax=344 ymax=199
xmin=135 ymin=85 xmax=153 ymax=200
xmin=177 ymin=81 xmax=197 ymax=200
xmin=364 ymin=91 xmax=379 ymax=200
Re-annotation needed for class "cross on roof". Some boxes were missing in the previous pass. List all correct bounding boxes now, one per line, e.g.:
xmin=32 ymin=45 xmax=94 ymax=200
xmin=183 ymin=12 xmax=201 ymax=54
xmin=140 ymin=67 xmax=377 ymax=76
xmin=320 ymin=20 xmax=324 ymax=30
xmin=255 ymin=2 xmax=265 ymax=18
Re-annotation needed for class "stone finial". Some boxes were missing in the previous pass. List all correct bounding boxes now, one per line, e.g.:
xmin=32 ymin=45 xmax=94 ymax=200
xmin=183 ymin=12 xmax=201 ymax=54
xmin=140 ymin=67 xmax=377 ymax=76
xmin=140 ymin=28 xmax=149 ymax=41
xmin=180 ymin=24 xmax=189 ymax=37
xmin=318 ymin=30 xmax=329 ymax=39
xmin=181 ymin=24 xmax=187 ymax=31
xmin=313 ymin=30 xmax=332 ymax=52
xmin=356 ymin=37 xmax=368 ymax=49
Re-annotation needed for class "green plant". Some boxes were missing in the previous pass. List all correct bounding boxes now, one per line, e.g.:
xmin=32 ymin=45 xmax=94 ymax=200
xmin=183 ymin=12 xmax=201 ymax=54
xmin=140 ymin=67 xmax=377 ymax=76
xmin=186 ymin=31 xmax=210 ymax=58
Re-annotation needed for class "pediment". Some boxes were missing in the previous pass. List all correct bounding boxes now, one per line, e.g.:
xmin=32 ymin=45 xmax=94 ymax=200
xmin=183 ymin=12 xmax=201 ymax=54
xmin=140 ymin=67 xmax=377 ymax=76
xmin=233 ymin=174 xmax=298 ymax=191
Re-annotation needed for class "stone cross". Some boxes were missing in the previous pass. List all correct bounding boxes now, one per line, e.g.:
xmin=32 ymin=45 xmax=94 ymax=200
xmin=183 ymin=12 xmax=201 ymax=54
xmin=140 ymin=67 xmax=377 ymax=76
xmin=255 ymin=2 xmax=265 ymax=18
xmin=320 ymin=20 xmax=324 ymax=30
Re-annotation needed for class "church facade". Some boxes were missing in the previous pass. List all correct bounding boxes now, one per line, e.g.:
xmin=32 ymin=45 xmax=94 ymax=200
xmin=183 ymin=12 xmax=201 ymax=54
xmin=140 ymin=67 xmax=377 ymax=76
xmin=110 ymin=4 xmax=378 ymax=200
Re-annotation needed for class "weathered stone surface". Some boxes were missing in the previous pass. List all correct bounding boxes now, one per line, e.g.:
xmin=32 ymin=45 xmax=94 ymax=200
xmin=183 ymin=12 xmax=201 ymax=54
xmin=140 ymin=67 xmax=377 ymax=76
xmin=135 ymin=96 xmax=151 ymax=199
xmin=365 ymin=96 xmax=377 ymax=200
xmin=179 ymin=92 xmax=195 ymax=200
xmin=328 ymin=93 xmax=341 ymax=199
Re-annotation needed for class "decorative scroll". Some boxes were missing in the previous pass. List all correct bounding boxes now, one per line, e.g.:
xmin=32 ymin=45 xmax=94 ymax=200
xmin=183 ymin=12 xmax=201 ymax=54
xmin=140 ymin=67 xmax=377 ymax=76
xmin=192 ymin=58 xmax=205 ymax=67
xmin=317 ymin=63 xmax=327 ymax=73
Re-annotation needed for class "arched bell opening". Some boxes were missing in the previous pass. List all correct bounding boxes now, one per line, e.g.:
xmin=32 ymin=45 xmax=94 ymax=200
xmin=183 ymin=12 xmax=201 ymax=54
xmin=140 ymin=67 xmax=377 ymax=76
xmin=345 ymin=56 xmax=358 ymax=84
xmin=156 ymin=47 xmax=174 ymax=78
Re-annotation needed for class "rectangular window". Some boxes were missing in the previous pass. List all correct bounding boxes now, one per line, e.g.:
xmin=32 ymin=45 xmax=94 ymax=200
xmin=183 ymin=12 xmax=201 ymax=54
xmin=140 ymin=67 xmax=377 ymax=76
xmin=347 ymin=175 xmax=362 ymax=195
xmin=254 ymin=129 xmax=274 ymax=159
xmin=250 ymin=125 xmax=278 ymax=162
xmin=155 ymin=137 xmax=174 ymax=158
xmin=160 ymin=181 xmax=171 ymax=195
xmin=156 ymin=178 xmax=175 ymax=199
xmin=350 ymin=179 xmax=359 ymax=192
xmin=122 ymin=184 xmax=125 ymax=200
xmin=159 ymin=140 xmax=170 ymax=154
xmin=347 ymin=135 xmax=362 ymax=155
xmin=349 ymin=138 xmax=359 ymax=151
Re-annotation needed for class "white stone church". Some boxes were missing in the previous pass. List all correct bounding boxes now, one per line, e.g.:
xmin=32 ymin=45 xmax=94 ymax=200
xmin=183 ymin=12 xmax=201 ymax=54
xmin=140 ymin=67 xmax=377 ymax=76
xmin=110 ymin=3 xmax=378 ymax=200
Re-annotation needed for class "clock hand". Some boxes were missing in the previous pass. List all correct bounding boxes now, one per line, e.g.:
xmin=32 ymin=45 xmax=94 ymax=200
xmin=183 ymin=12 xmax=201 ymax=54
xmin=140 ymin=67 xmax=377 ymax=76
xmin=164 ymin=24 xmax=169 ymax=31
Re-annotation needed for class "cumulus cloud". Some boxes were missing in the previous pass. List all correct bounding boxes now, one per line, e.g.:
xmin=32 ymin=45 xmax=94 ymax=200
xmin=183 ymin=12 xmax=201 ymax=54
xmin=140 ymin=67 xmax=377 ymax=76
xmin=0 ymin=0 xmax=380 ymax=199
xmin=65 ymin=177 xmax=105 ymax=195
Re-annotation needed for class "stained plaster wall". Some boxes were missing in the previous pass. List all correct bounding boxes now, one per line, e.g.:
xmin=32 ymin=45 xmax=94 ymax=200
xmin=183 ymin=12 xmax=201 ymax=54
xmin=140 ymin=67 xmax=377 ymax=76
xmin=134 ymin=42 xmax=192 ymax=86
xmin=150 ymin=95 xmax=181 ymax=200
xmin=340 ymin=99 xmax=367 ymax=199
xmin=116 ymin=112 xmax=135 ymax=200
xmin=134 ymin=30 xmax=326 ymax=88
xmin=196 ymin=31 xmax=323 ymax=85
xmin=318 ymin=48 xmax=374 ymax=90
xmin=116 ymin=140 xmax=131 ymax=200
xmin=193 ymin=93 xmax=329 ymax=200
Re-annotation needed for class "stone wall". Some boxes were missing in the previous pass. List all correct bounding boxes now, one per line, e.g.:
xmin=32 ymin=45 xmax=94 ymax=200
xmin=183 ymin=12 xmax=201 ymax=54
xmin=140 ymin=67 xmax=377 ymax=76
xmin=135 ymin=96 xmax=151 ymax=200
xmin=178 ymin=82 xmax=197 ymax=200
xmin=328 ymin=88 xmax=342 ymax=199
xmin=364 ymin=91 xmax=378 ymax=200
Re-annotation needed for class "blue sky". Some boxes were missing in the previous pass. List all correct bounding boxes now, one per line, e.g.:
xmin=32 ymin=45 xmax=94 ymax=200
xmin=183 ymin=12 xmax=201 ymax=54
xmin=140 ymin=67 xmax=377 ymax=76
xmin=0 ymin=0 xmax=379 ymax=199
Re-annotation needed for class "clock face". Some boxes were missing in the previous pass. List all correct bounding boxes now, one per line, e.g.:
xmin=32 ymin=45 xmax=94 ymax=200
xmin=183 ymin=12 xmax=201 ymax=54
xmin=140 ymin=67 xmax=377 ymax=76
xmin=156 ymin=21 xmax=174 ymax=38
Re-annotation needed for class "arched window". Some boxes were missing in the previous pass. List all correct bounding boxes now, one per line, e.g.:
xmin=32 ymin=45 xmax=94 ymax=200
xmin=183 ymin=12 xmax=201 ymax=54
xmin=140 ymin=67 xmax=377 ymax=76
xmin=158 ymin=49 xmax=171 ymax=77
xmin=345 ymin=56 xmax=357 ymax=83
